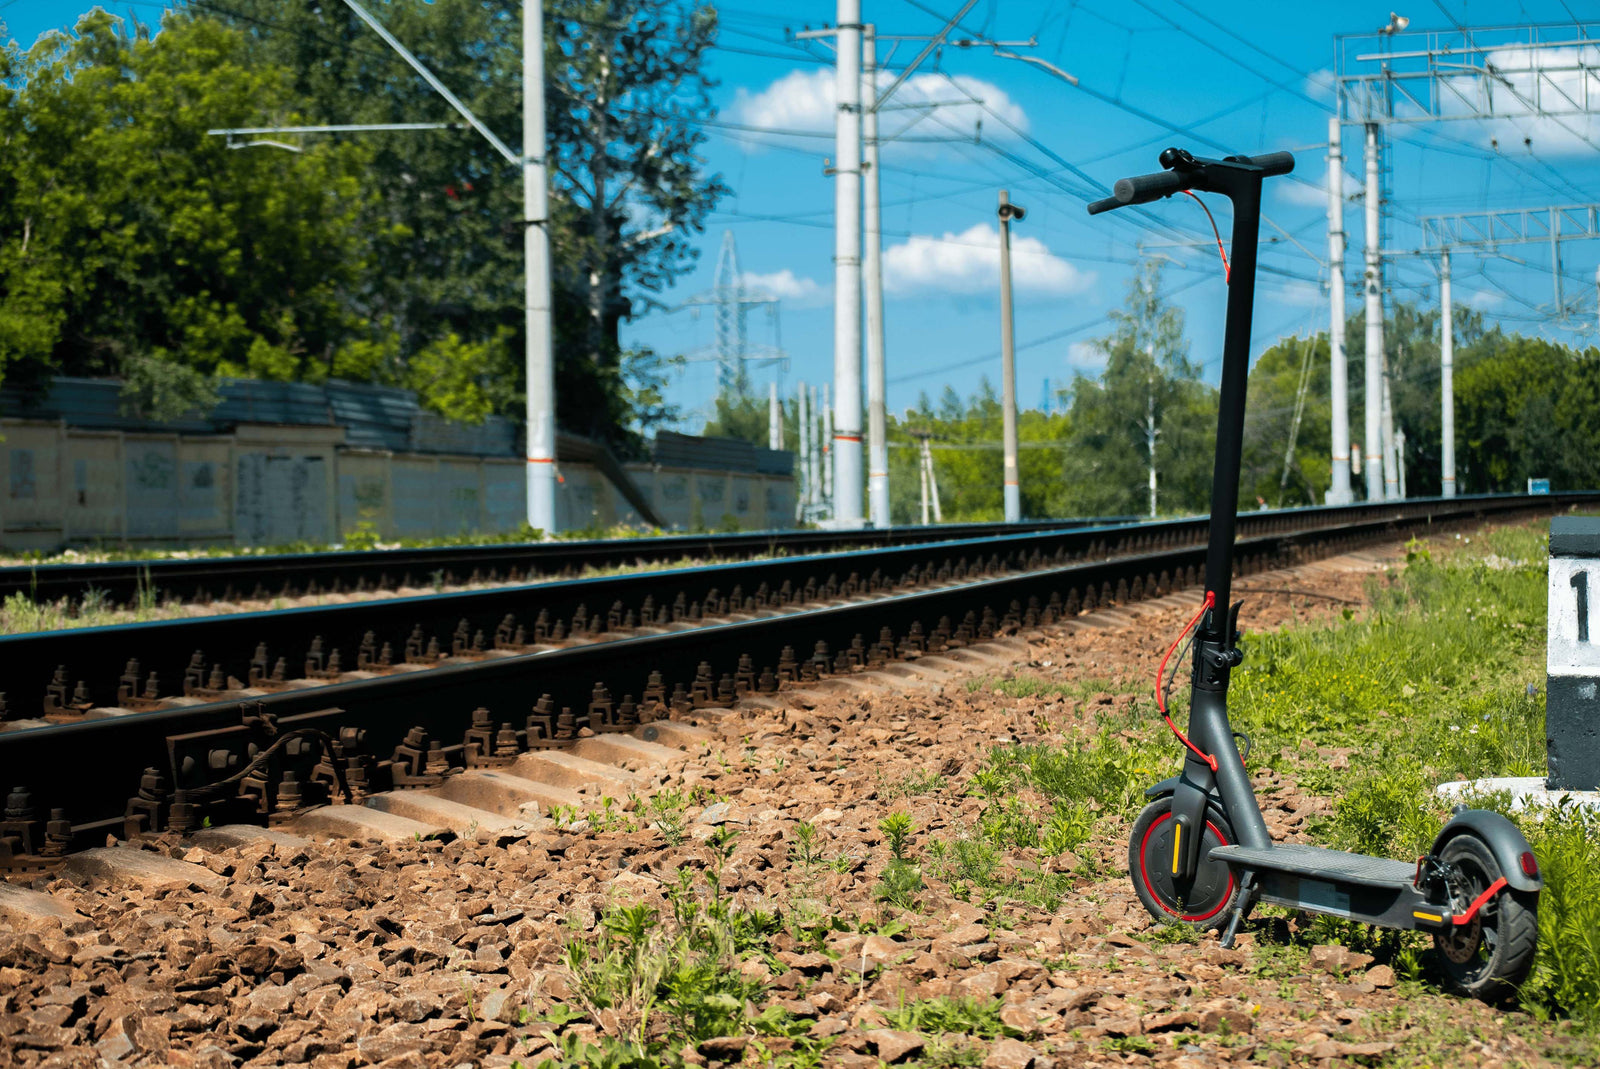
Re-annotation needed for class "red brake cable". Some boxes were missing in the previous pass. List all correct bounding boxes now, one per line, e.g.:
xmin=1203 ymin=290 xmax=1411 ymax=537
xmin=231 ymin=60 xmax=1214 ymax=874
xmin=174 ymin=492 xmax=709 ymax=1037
xmin=1154 ymin=590 xmax=1219 ymax=772
xmin=1181 ymin=190 xmax=1229 ymax=283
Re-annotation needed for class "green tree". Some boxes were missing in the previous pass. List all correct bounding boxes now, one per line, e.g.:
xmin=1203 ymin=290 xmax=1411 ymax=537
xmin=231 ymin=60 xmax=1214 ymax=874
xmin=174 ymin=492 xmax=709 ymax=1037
xmin=1455 ymin=337 xmax=1600 ymax=493
xmin=701 ymin=385 xmax=781 ymax=445
xmin=1242 ymin=333 xmax=1331 ymax=508
xmin=0 ymin=11 xmax=372 ymax=408
xmin=209 ymin=0 xmax=726 ymax=447
xmin=1063 ymin=260 xmax=1215 ymax=517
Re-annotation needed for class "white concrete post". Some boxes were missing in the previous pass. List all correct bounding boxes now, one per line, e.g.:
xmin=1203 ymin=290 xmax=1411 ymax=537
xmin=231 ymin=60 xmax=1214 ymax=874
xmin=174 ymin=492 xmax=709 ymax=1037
xmin=1396 ymin=427 xmax=1407 ymax=500
xmin=1363 ymin=123 xmax=1386 ymax=502
xmin=998 ymin=190 xmax=1022 ymax=523
xmin=1440 ymin=249 xmax=1456 ymax=498
xmin=821 ymin=382 xmax=833 ymax=515
xmin=862 ymin=26 xmax=890 ymax=529
xmin=795 ymin=381 xmax=809 ymax=522
xmin=917 ymin=436 xmax=930 ymax=525
xmin=523 ymin=0 xmax=556 ymax=533
xmin=1326 ymin=116 xmax=1353 ymax=505
xmin=831 ymin=0 xmax=864 ymax=527
xmin=1381 ymin=347 xmax=1400 ymax=500
xmin=768 ymin=381 xmax=782 ymax=451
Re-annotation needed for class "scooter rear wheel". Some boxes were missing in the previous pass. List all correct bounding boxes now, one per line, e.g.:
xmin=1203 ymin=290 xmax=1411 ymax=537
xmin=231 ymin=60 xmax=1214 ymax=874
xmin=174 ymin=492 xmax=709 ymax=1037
xmin=1128 ymin=796 xmax=1238 ymax=930
xmin=1432 ymin=833 xmax=1538 ymax=1001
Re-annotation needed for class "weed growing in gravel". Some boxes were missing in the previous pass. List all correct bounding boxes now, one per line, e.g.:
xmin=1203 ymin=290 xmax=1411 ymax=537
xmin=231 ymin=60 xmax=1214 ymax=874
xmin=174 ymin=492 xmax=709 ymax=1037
xmin=874 ymin=812 xmax=924 ymax=912
xmin=882 ymin=995 xmax=1017 ymax=1038
xmin=877 ymin=767 xmax=947 ymax=800
xmin=879 ymin=812 xmax=915 ymax=860
xmin=787 ymin=821 xmax=823 ymax=869
xmin=542 ymin=826 xmax=828 ymax=1069
xmin=646 ymin=788 xmax=689 ymax=846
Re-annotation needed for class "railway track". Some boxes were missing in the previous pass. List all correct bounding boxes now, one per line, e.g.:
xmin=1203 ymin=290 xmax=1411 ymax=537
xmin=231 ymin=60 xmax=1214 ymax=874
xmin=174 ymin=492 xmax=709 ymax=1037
xmin=0 ymin=516 xmax=1139 ymax=606
xmin=0 ymin=492 xmax=1586 ymax=875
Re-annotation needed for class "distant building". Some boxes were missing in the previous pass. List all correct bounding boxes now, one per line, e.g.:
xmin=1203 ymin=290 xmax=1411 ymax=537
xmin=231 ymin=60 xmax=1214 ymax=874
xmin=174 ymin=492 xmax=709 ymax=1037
xmin=0 ymin=378 xmax=794 ymax=550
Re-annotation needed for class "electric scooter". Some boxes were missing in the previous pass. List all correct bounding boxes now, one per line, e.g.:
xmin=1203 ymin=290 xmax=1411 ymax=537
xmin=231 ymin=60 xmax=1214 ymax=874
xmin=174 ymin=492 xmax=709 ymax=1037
xmin=1088 ymin=148 xmax=1542 ymax=1001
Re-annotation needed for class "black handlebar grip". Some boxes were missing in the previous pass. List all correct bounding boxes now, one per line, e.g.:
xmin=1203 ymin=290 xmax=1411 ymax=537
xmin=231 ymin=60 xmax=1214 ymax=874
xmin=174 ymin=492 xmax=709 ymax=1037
xmin=1087 ymin=170 xmax=1188 ymax=215
xmin=1243 ymin=150 xmax=1295 ymax=177
xmin=1114 ymin=170 xmax=1188 ymax=204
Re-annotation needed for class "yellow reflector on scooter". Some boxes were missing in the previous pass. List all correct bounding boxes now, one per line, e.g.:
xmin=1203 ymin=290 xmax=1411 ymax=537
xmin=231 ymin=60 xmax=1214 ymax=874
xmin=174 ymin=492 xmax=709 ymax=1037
xmin=1171 ymin=821 xmax=1182 ymax=874
xmin=1412 ymin=911 xmax=1443 ymax=923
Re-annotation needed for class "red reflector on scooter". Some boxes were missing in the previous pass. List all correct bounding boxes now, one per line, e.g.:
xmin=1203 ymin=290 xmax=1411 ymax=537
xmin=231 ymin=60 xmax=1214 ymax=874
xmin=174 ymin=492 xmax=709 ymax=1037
xmin=1520 ymin=851 xmax=1539 ymax=878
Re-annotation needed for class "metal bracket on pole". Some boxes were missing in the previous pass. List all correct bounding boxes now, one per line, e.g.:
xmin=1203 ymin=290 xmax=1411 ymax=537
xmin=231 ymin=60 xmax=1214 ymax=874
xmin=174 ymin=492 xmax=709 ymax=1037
xmin=339 ymin=0 xmax=519 ymax=166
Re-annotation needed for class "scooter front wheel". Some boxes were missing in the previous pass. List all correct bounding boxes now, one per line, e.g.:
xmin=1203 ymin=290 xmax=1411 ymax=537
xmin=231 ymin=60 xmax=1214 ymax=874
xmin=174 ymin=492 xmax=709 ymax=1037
xmin=1128 ymin=796 xmax=1239 ymax=929
xmin=1433 ymin=833 xmax=1539 ymax=1001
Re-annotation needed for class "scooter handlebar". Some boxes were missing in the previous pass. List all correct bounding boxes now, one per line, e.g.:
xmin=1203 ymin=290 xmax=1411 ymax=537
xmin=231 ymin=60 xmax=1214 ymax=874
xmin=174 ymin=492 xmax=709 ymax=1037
xmin=1086 ymin=148 xmax=1296 ymax=215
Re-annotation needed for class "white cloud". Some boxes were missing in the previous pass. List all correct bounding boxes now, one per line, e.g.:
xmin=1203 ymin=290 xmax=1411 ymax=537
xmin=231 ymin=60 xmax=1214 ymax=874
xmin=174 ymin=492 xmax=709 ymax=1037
xmin=883 ymin=223 xmax=1093 ymax=296
xmin=1305 ymin=68 xmax=1337 ymax=101
xmin=1067 ymin=340 xmax=1107 ymax=373
xmin=739 ymin=269 xmax=822 ymax=304
xmin=1273 ymin=279 xmax=1325 ymax=307
xmin=729 ymin=68 xmax=1028 ymax=154
xmin=1468 ymin=288 xmax=1505 ymax=310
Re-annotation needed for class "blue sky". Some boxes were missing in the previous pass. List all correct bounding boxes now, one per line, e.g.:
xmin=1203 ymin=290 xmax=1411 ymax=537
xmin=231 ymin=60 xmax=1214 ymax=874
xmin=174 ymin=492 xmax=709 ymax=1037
xmin=9 ymin=1 xmax=1599 ymax=432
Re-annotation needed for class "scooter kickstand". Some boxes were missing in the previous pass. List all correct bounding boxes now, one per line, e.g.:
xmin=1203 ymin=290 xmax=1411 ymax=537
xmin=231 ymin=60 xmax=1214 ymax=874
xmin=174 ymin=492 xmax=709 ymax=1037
xmin=1218 ymin=873 xmax=1258 ymax=950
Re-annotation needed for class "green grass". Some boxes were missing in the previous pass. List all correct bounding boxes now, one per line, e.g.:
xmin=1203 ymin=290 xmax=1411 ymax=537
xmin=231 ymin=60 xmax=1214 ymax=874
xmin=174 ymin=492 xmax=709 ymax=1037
xmin=1224 ymin=524 xmax=1600 ymax=1031
xmin=881 ymin=995 xmax=1017 ymax=1038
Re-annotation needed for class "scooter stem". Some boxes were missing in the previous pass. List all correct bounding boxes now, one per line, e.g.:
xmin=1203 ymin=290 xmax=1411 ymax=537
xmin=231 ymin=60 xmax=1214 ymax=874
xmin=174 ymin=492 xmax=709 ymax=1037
xmin=1198 ymin=184 xmax=1261 ymax=652
xmin=1187 ymin=167 xmax=1274 ymax=855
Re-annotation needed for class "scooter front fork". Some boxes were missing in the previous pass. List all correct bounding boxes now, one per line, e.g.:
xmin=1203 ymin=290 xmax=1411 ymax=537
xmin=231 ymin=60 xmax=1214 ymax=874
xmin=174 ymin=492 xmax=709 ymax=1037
xmin=1169 ymin=754 xmax=1216 ymax=883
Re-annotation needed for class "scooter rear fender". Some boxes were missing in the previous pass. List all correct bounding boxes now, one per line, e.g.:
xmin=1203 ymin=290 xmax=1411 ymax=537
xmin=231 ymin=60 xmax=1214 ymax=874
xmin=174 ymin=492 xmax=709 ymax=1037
xmin=1433 ymin=808 xmax=1544 ymax=893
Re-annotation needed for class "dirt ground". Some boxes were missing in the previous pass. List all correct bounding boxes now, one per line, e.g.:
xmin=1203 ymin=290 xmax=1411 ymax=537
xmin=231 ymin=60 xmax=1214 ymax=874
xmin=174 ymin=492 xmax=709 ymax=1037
xmin=0 ymin=530 xmax=1578 ymax=1069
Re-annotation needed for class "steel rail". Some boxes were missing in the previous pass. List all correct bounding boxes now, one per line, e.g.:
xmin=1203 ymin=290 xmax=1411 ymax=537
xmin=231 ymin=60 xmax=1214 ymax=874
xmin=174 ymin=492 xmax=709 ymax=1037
xmin=0 ymin=491 xmax=1584 ymax=863
xmin=0 ymin=517 xmax=1137 ymax=606
xmin=0 ymin=495 xmax=1541 ymax=735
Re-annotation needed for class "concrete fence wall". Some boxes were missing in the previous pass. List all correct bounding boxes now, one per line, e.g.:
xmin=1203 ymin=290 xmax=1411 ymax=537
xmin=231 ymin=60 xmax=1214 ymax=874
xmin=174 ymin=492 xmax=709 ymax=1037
xmin=0 ymin=420 xmax=796 ymax=551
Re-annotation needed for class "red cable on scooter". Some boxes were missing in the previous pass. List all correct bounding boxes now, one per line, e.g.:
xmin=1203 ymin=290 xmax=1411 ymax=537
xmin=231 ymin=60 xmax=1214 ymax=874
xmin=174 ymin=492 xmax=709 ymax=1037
xmin=1154 ymin=591 xmax=1219 ymax=772
xmin=1181 ymin=190 xmax=1230 ymax=283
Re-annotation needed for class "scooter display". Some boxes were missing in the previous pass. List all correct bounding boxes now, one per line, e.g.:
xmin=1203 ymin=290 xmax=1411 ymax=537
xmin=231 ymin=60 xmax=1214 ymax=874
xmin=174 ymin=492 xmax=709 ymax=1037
xmin=1088 ymin=148 xmax=1542 ymax=1000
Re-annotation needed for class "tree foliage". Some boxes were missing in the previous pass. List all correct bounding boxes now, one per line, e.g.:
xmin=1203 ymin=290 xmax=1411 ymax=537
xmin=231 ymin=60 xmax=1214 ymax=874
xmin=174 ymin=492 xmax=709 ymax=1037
xmin=852 ymin=271 xmax=1600 ymax=525
xmin=0 ymin=1 xmax=725 ymax=449
xmin=0 ymin=12 xmax=372 ymax=404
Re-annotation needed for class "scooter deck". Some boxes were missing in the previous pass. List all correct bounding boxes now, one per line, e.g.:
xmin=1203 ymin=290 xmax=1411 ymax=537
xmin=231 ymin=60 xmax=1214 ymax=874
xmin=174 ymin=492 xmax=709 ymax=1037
xmin=1210 ymin=844 xmax=1415 ymax=889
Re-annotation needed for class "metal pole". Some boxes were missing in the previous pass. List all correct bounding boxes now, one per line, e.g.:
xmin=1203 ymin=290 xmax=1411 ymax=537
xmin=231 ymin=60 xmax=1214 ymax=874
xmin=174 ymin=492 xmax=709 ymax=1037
xmin=1551 ymin=207 xmax=1563 ymax=313
xmin=822 ymin=382 xmax=834 ymax=516
xmin=523 ymin=0 xmax=556 ymax=532
xmin=926 ymin=437 xmax=943 ymax=522
xmin=1380 ymin=347 xmax=1400 ymax=500
xmin=1146 ymin=390 xmax=1158 ymax=518
xmin=1396 ymin=427 xmax=1407 ymax=500
xmin=921 ymin=435 xmax=934 ymax=524
xmin=808 ymin=385 xmax=821 ymax=515
xmin=998 ymin=190 xmax=1022 ymax=523
xmin=863 ymin=26 xmax=890 ymax=529
xmin=1362 ymin=123 xmax=1385 ymax=502
xmin=769 ymin=381 xmax=782 ymax=451
xmin=831 ymin=0 xmax=864 ymax=527
xmin=1326 ymin=116 xmax=1353 ymax=505
xmin=1440 ymin=248 xmax=1456 ymax=498
xmin=796 ymin=382 xmax=809 ymax=522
